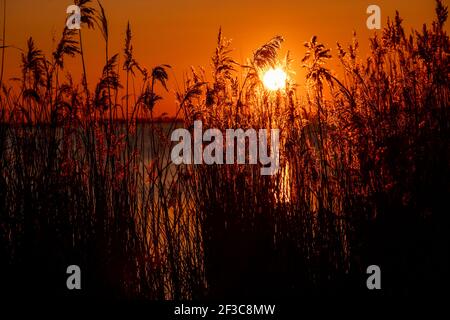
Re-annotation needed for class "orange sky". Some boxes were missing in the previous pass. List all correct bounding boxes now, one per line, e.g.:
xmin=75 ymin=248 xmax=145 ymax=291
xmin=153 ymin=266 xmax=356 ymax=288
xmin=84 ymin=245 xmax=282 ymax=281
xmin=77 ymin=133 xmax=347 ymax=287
xmin=2 ymin=0 xmax=445 ymax=116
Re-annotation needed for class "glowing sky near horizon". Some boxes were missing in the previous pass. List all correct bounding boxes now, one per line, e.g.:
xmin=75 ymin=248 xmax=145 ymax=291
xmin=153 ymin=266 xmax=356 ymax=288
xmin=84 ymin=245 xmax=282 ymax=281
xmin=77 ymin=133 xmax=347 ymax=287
xmin=2 ymin=0 xmax=444 ymax=116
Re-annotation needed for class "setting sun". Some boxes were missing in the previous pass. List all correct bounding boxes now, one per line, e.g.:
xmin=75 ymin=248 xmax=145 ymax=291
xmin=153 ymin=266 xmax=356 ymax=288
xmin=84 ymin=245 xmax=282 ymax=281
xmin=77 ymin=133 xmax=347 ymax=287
xmin=262 ymin=68 xmax=287 ymax=91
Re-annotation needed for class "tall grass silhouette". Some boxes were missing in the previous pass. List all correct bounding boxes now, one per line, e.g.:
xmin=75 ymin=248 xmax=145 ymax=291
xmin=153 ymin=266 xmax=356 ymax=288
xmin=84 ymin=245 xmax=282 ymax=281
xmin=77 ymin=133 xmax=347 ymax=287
xmin=0 ymin=0 xmax=449 ymax=300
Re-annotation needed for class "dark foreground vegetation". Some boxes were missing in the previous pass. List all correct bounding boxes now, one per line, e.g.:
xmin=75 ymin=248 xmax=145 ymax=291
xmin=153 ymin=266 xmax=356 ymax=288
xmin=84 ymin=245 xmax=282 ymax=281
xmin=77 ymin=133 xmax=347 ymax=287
xmin=0 ymin=0 xmax=449 ymax=300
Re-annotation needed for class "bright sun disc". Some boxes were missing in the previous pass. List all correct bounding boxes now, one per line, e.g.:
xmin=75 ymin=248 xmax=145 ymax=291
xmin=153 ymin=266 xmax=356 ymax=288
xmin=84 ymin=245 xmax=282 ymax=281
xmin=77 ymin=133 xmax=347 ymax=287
xmin=263 ymin=68 xmax=287 ymax=91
